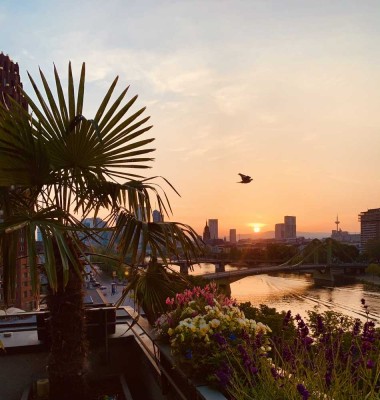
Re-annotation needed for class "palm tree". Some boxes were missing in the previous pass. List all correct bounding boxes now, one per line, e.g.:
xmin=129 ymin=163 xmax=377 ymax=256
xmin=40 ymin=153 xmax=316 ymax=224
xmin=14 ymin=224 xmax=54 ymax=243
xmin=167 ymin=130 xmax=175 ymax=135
xmin=0 ymin=63 xmax=202 ymax=399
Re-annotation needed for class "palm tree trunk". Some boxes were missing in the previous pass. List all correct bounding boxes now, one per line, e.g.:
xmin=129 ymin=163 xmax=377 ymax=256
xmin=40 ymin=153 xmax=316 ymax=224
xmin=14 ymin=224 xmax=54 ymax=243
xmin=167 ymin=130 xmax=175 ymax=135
xmin=46 ymin=263 xmax=88 ymax=399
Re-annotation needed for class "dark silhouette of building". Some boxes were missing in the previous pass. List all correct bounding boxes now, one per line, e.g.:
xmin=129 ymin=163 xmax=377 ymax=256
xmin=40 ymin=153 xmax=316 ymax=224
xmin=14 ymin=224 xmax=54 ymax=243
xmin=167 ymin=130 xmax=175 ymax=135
xmin=0 ymin=53 xmax=28 ymax=110
xmin=203 ymin=220 xmax=211 ymax=242
xmin=0 ymin=53 xmax=35 ymax=310
xmin=359 ymin=208 xmax=380 ymax=250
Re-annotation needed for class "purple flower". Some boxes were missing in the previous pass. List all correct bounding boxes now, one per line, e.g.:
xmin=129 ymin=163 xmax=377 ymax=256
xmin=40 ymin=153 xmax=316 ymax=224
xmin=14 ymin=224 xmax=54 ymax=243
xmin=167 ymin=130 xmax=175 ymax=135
xmin=215 ymin=363 xmax=231 ymax=388
xmin=352 ymin=319 xmax=361 ymax=336
xmin=271 ymin=367 xmax=280 ymax=379
xmin=283 ymin=310 xmax=292 ymax=328
xmin=301 ymin=336 xmax=314 ymax=348
xmin=325 ymin=369 xmax=332 ymax=388
xmin=213 ymin=333 xmax=227 ymax=347
xmin=297 ymin=383 xmax=310 ymax=400
xmin=316 ymin=315 xmax=325 ymax=335
xmin=185 ymin=349 xmax=192 ymax=359
xmin=367 ymin=359 xmax=375 ymax=369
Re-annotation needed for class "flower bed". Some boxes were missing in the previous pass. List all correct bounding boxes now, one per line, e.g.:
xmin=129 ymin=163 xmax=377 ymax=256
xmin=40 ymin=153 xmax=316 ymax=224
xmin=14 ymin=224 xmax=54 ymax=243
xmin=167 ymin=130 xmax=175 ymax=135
xmin=156 ymin=285 xmax=380 ymax=400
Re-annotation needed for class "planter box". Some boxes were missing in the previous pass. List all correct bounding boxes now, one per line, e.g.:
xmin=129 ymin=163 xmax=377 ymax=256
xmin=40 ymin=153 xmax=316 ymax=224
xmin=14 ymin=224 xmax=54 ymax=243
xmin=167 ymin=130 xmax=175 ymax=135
xmin=157 ymin=343 xmax=227 ymax=400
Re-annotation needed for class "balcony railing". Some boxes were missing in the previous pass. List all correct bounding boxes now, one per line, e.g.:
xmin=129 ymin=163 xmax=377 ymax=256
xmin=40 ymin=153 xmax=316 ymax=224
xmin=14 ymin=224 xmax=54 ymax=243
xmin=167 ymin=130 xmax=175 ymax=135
xmin=0 ymin=305 xmax=226 ymax=400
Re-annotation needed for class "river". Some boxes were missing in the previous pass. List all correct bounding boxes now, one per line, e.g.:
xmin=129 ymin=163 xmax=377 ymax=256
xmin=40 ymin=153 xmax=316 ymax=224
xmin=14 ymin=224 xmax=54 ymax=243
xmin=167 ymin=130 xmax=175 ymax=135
xmin=172 ymin=263 xmax=380 ymax=323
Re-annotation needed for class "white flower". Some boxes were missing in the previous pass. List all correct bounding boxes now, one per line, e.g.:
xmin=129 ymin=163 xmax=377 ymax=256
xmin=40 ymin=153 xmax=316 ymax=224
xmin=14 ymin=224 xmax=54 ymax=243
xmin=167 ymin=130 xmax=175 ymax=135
xmin=210 ymin=318 xmax=221 ymax=328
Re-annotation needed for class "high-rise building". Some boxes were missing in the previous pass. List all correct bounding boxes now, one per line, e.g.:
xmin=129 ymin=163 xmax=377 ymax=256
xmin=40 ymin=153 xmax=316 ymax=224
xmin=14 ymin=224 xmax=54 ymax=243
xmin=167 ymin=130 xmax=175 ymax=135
xmin=275 ymin=216 xmax=296 ymax=240
xmin=275 ymin=223 xmax=285 ymax=240
xmin=203 ymin=221 xmax=211 ymax=242
xmin=0 ymin=54 xmax=35 ymax=310
xmin=284 ymin=216 xmax=296 ymax=239
xmin=152 ymin=209 xmax=163 ymax=222
xmin=229 ymin=229 xmax=237 ymax=244
xmin=359 ymin=208 xmax=380 ymax=249
xmin=208 ymin=219 xmax=218 ymax=240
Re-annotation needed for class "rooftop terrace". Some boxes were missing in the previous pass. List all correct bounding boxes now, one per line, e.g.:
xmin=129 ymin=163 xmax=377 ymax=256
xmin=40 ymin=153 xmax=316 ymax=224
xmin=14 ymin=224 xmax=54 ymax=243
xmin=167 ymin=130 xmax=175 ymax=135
xmin=0 ymin=305 xmax=226 ymax=400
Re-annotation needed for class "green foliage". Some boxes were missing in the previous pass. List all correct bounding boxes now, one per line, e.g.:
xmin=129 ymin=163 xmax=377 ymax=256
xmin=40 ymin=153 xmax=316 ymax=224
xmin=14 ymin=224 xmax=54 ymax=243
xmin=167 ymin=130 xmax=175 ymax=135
xmin=366 ymin=263 xmax=380 ymax=276
xmin=239 ymin=302 xmax=296 ymax=339
xmin=366 ymin=240 xmax=380 ymax=262
xmin=224 ymin=305 xmax=380 ymax=400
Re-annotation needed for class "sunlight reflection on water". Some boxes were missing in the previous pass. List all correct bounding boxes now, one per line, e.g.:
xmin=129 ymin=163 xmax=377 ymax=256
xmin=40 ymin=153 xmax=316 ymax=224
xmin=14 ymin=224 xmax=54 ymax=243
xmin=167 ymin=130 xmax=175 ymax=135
xmin=170 ymin=263 xmax=380 ymax=322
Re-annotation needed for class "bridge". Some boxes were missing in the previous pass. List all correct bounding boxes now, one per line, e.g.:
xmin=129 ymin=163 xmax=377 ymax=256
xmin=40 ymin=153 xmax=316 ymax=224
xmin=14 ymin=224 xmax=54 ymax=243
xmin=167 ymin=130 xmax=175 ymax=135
xmin=200 ymin=262 xmax=367 ymax=283
xmin=173 ymin=238 xmax=368 ymax=283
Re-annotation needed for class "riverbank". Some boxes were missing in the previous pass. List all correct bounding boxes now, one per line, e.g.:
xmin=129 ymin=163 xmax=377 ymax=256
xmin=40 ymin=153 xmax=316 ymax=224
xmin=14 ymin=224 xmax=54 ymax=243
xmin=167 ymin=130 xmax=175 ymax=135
xmin=354 ymin=273 xmax=380 ymax=287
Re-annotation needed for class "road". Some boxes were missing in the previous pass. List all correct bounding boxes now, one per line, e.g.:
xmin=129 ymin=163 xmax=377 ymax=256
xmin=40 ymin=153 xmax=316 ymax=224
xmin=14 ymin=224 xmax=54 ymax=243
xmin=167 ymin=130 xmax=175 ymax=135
xmin=85 ymin=266 xmax=135 ymax=308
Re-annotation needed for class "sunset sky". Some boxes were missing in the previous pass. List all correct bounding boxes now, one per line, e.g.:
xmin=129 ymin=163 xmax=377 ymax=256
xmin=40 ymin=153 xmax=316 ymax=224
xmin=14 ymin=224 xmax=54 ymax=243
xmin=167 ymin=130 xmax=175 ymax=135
xmin=1 ymin=1 xmax=379 ymax=238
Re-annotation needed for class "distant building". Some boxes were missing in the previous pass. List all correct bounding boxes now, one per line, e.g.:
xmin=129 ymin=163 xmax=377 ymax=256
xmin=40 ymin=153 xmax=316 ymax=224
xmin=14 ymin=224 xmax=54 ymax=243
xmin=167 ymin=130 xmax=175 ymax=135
xmin=230 ymin=229 xmax=237 ymax=244
xmin=275 ymin=216 xmax=296 ymax=240
xmin=359 ymin=208 xmax=380 ymax=249
xmin=203 ymin=221 xmax=211 ymax=242
xmin=331 ymin=215 xmax=360 ymax=246
xmin=208 ymin=219 xmax=218 ymax=240
xmin=275 ymin=223 xmax=285 ymax=240
xmin=331 ymin=230 xmax=360 ymax=245
xmin=284 ymin=216 xmax=296 ymax=239
xmin=152 ymin=209 xmax=163 ymax=222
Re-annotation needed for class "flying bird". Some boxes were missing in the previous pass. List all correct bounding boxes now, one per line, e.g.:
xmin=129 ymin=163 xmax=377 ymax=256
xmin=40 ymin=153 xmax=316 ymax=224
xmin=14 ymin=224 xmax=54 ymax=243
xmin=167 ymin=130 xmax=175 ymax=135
xmin=238 ymin=173 xmax=253 ymax=184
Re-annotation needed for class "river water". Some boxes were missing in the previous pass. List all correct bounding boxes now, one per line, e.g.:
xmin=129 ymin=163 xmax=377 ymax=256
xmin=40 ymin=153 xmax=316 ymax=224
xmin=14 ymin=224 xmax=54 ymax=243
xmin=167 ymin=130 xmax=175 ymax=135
xmin=173 ymin=263 xmax=380 ymax=323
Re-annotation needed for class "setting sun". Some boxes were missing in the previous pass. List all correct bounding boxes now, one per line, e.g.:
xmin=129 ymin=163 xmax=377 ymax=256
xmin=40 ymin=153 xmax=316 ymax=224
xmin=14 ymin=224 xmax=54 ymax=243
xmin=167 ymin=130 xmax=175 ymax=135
xmin=249 ymin=223 xmax=264 ymax=233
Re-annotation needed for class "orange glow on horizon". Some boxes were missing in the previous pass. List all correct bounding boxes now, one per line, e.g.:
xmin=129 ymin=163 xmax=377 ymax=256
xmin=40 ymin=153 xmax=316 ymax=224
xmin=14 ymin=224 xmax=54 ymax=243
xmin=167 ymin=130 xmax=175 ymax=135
xmin=249 ymin=223 xmax=265 ymax=233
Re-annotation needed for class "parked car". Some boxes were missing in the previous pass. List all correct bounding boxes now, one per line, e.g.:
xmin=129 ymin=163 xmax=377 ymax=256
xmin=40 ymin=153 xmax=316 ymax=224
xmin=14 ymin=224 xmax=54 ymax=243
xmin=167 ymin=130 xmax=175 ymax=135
xmin=100 ymin=285 xmax=107 ymax=290
xmin=92 ymin=282 xmax=101 ymax=287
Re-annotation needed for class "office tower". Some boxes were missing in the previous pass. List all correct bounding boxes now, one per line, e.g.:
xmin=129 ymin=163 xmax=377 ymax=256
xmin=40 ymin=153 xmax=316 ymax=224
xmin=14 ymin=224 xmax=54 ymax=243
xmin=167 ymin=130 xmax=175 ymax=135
xmin=359 ymin=208 xmax=380 ymax=249
xmin=203 ymin=221 xmax=211 ymax=242
xmin=152 ymin=209 xmax=163 ymax=222
xmin=230 ymin=229 xmax=237 ymax=244
xmin=208 ymin=219 xmax=218 ymax=240
xmin=275 ymin=223 xmax=285 ymax=240
xmin=284 ymin=216 xmax=296 ymax=239
xmin=0 ymin=54 xmax=34 ymax=310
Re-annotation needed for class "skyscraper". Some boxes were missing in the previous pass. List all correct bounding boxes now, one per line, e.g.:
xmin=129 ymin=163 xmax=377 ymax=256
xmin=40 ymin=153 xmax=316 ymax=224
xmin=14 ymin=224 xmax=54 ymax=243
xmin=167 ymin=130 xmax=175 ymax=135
xmin=359 ymin=208 xmax=380 ymax=249
xmin=275 ymin=223 xmax=285 ymax=240
xmin=230 ymin=229 xmax=237 ymax=244
xmin=208 ymin=219 xmax=218 ymax=240
xmin=203 ymin=221 xmax=211 ymax=242
xmin=284 ymin=216 xmax=296 ymax=239
xmin=275 ymin=216 xmax=296 ymax=240
xmin=152 ymin=209 xmax=163 ymax=222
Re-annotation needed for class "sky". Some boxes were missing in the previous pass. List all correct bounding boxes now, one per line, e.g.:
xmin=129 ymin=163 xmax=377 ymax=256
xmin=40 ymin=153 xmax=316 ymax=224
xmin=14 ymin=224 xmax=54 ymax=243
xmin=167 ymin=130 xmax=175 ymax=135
xmin=1 ymin=1 xmax=379 ymax=238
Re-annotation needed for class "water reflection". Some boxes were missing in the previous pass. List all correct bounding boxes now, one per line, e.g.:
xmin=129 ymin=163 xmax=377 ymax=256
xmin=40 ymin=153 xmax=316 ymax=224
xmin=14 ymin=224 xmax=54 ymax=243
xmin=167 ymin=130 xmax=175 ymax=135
xmin=170 ymin=263 xmax=380 ymax=323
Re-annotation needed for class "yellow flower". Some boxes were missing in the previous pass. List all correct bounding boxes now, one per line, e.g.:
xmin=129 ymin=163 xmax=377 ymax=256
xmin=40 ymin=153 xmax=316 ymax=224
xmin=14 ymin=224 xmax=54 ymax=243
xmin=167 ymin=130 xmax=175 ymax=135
xmin=210 ymin=319 xmax=221 ymax=328
xmin=168 ymin=328 xmax=174 ymax=336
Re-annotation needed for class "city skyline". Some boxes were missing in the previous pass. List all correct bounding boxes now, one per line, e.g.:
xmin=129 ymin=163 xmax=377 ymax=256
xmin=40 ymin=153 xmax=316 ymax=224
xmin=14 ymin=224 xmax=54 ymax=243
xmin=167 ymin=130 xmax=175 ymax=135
xmin=1 ymin=1 xmax=379 ymax=237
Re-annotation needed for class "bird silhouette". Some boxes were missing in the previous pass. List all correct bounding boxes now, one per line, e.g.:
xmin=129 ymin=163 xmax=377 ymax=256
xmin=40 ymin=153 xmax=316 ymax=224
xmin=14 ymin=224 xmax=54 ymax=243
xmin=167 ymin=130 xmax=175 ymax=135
xmin=238 ymin=173 xmax=253 ymax=184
